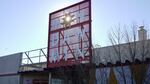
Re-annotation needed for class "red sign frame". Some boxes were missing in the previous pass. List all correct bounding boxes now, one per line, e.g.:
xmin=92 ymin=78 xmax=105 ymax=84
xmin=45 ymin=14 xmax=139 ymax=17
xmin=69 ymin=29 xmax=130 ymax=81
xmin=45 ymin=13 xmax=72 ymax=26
xmin=47 ymin=0 xmax=92 ymax=68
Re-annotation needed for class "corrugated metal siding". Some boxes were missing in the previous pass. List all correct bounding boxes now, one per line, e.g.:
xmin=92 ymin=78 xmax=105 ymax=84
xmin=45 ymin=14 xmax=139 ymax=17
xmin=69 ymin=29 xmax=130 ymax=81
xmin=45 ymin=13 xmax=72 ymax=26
xmin=92 ymin=40 xmax=150 ymax=65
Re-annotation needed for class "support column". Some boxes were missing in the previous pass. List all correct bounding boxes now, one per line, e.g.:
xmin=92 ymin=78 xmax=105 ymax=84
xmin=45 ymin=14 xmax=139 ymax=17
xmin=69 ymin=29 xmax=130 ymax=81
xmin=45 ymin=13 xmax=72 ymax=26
xmin=19 ymin=74 xmax=23 ymax=84
xmin=49 ymin=73 xmax=52 ymax=84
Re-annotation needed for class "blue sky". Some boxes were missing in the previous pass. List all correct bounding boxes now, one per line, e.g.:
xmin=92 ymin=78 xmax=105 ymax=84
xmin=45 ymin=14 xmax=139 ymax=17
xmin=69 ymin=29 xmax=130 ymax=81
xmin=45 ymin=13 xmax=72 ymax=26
xmin=0 ymin=0 xmax=150 ymax=56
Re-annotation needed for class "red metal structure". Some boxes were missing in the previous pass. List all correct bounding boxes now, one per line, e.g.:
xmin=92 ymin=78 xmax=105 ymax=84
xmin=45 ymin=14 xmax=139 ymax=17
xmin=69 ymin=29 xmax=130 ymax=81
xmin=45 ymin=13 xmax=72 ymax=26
xmin=47 ymin=0 xmax=92 ymax=68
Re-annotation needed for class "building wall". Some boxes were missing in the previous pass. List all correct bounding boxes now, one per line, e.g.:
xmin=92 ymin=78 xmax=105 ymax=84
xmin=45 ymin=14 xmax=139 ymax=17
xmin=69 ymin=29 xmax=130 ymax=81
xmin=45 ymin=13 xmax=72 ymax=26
xmin=21 ymin=74 xmax=48 ymax=84
xmin=0 ymin=53 xmax=22 ymax=84
xmin=0 ymin=53 xmax=22 ymax=74
xmin=0 ymin=75 xmax=20 ymax=84
xmin=93 ymin=40 xmax=150 ymax=65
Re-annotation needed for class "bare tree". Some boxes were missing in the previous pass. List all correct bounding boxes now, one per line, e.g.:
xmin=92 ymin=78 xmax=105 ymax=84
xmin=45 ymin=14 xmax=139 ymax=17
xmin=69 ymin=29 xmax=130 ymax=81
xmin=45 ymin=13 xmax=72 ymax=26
xmin=124 ymin=24 xmax=138 ymax=84
xmin=138 ymin=33 xmax=150 ymax=84
xmin=124 ymin=24 xmax=150 ymax=84
xmin=108 ymin=24 xmax=150 ymax=84
xmin=108 ymin=24 xmax=127 ymax=84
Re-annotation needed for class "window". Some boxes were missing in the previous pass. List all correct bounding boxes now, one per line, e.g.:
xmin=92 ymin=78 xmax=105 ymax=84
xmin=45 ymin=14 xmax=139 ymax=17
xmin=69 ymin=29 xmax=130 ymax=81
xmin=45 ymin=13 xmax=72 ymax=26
xmin=96 ymin=68 xmax=110 ymax=84
xmin=51 ymin=79 xmax=64 ymax=84
xmin=113 ymin=66 xmax=135 ymax=84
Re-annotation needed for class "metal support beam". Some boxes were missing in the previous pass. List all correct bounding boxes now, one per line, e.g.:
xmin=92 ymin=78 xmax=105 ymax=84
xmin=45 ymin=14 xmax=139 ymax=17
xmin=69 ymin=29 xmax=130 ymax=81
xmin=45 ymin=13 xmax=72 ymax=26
xmin=41 ymin=49 xmax=47 ymax=58
xmin=24 ymin=52 xmax=33 ymax=64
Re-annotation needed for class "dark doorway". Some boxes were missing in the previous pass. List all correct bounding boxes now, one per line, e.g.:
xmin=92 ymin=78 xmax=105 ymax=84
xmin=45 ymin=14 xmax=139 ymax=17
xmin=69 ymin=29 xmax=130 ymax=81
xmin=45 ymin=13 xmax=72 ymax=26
xmin=32 ymin=79 xmax=48 ymax=84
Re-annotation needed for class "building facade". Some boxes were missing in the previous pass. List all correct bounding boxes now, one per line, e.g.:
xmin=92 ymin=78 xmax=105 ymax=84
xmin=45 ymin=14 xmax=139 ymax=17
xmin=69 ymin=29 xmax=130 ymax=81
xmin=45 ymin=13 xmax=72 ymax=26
xmin=0 ymin=39 xmax=150 ymax=84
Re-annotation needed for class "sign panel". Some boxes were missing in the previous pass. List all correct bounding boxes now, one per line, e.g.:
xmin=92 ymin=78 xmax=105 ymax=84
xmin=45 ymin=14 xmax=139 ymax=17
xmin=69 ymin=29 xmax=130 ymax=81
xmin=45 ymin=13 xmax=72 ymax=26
xmin=47 ymin=0 xmax=92 ymax=68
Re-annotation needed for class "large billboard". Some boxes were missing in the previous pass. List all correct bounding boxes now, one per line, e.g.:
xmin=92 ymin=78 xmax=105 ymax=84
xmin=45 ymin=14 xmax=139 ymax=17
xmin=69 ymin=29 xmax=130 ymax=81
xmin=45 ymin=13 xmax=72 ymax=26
xmin=47 ymin=0 xmax=92 ymax=68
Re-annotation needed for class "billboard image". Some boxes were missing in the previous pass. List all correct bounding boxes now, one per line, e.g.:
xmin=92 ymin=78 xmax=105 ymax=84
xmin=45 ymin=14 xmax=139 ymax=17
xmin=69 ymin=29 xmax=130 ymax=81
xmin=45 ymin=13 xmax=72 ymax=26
xmin=47 ymin=0 xmax=92 ymax=68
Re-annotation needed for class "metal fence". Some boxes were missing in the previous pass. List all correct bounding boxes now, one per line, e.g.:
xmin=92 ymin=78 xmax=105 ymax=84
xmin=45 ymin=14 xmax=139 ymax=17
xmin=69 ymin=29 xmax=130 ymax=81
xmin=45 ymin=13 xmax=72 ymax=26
xmin=20 ymin=47 xmax=47 ymax=71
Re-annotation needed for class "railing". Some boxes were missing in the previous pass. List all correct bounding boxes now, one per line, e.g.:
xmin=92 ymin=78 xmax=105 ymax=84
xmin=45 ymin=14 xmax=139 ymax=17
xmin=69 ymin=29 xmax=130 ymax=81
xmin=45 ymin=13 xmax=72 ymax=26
xmin=19 ymin=47 xmax=47 ymax=72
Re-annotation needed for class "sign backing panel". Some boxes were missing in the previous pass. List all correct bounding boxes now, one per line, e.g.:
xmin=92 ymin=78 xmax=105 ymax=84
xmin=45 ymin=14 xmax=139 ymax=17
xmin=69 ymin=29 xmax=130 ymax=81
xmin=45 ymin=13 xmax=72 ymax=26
xmin=47 ymin=0 xmax=92 ymax=68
